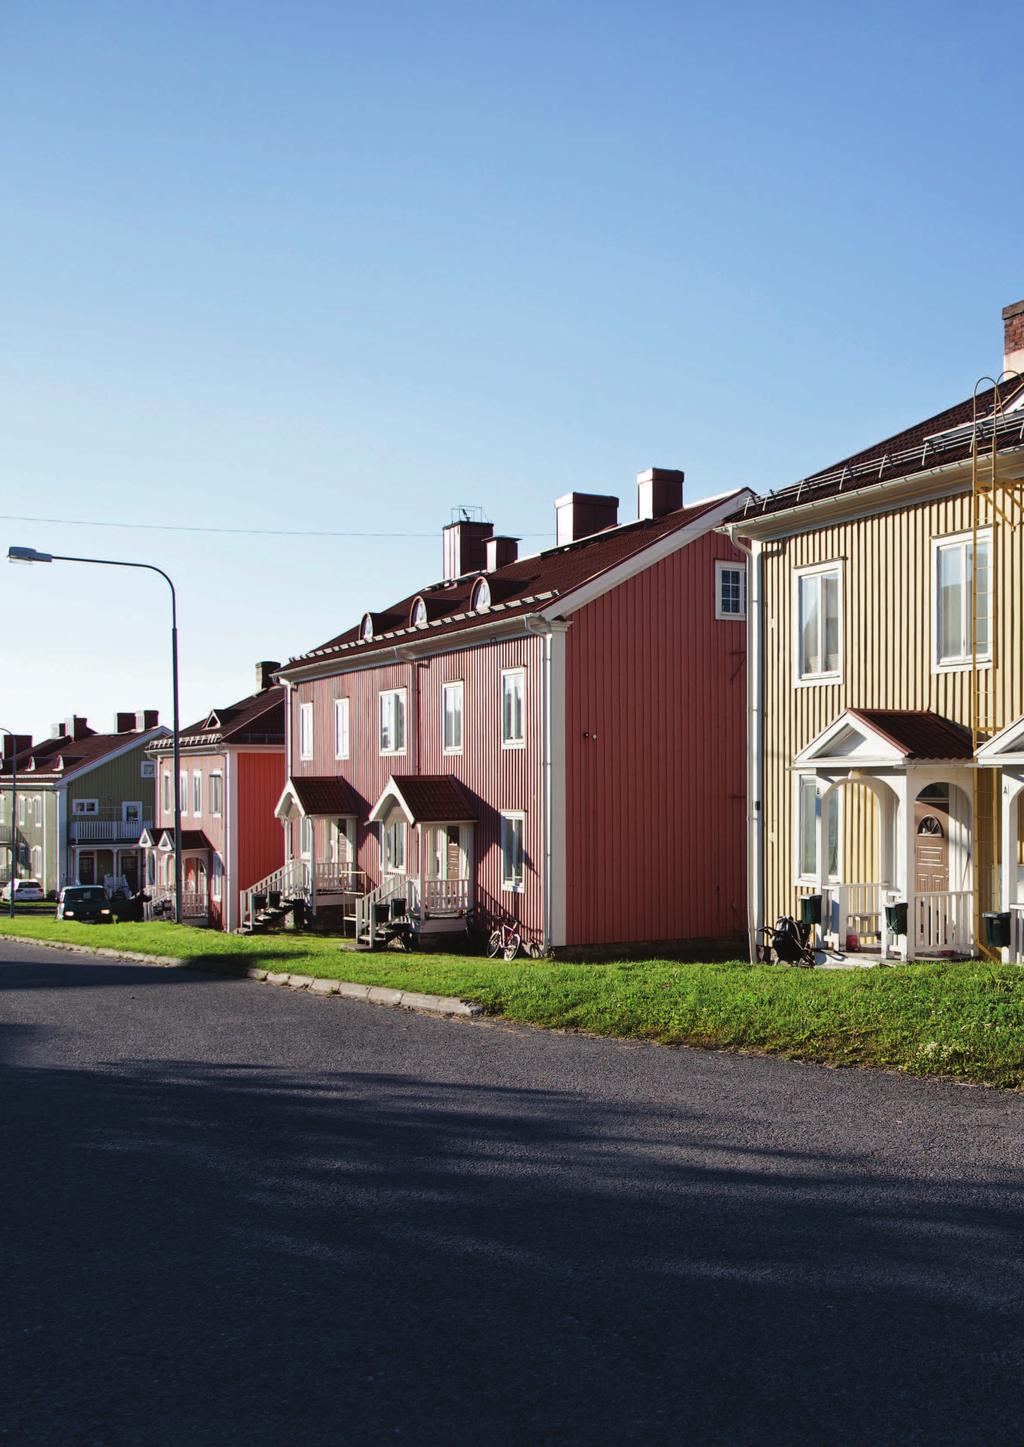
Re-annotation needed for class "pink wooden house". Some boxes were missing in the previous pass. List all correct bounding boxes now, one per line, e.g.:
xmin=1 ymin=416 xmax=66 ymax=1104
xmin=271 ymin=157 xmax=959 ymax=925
xmin=141 ymin=664 xmax=285 ymax=930
xmin=262 ymin=471 xmax=752 ymax=955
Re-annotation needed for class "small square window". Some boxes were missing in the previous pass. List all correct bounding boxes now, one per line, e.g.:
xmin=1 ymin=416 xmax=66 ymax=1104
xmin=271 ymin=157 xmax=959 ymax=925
xmin=715 ymin=561 xmax=747 ymax=620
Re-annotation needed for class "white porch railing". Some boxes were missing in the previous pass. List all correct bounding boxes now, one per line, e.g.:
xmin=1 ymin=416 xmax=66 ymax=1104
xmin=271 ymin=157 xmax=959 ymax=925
xmin=144 ymin=887 xmax=208 ymax=922
xmin=313 ymin=862 xmax=366 ymax=897
xmin=1010 ymin=904 xmax=1024 ymax=965
xmin=355 ymin=874 xmax=419 ymax=943
xmin=914 ymin=890 xmax=973 ymax=955
xmin=240 ymin=859 xmax=309 ymax=926
xmin=421 ymin=877 xmax=470 ymax=916
xmin=820 ymin=882 xmax=892 ymax=954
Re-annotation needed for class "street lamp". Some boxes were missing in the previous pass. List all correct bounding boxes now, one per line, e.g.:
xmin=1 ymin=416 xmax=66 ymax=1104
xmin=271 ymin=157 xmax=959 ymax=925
xmin=8 ymin=546 xmax=183 ymax=924
xmin=0 ymin=726 xmax=18 ymax=918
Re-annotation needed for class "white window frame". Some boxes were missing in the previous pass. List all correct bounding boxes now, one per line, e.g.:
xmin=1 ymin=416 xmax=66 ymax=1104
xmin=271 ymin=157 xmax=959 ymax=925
xmin=334 ymin=697 xmax=350 ymax=760
xmin=500 ymin=812 xmax=526 ymax=893
xmin=795 ymin=776 xmax=842 ymax=885
xmin=299 ymin=701 xmax=314 ymax=761
xmin=192 ymin=771 xmax=202 ymax=817
xmin=442 ymin=681 xmax=464 ymax=755
xmin=72 ymin=799 xmax=99 ymax=816
xmin=209 ymin=772 xmax=224 ymax=817
xmin=211 ymin=853 xmax=223 ymax=901
xmin=31 ymin=845 xmax=42 ymax=879
xmin=140 ymin=760 xmax=156 ymax=779
xmin=180 ymin=770 xmax=189 ymax=816
xmin=381 ymin=817 xmax=406 ymax=873
xmin=162 ymin=768 xmax=172 ymax=815
xmin=932 ymin=528 xmax=993 ymax=673
xmin=715 ymin=560 xmax=747 ymax=621
xmin=122 ymin=801 xmax=142 ymax=825
xmin=17 ymin=796 xmax=25 ymax=826
xmin=300 ymin=814 xmax=313 ymax=858
xmin=794 ymin=561 xmax=843 ymax=685
xmin=34 ymin=797 xmax=42 ymax=827
xmin=379 ymin=688 xmax=407 ymax=756
xmin=501 ymin=669 xmax=526 ymax=748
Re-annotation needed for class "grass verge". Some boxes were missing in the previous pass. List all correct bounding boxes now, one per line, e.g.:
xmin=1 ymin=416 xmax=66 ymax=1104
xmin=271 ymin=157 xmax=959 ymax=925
xmin=2 ymin=917 xmax=1024 ymax=1088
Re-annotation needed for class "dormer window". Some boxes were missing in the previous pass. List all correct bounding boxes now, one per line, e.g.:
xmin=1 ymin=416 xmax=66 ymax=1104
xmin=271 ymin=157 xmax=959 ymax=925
xmin=360 ymin=613 xmax=375 ymax=641
xmin=410 ymin=597 xmax=428 ymax=627
xmin=471 ymin=578 xmax=491 ymax=611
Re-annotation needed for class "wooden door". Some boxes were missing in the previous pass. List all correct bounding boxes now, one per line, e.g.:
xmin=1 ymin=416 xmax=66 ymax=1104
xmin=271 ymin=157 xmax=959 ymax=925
xmin=915 ymin=790 xmax=950 ymax=894
xmin=446 ymin=826 xmax=462 ymax=879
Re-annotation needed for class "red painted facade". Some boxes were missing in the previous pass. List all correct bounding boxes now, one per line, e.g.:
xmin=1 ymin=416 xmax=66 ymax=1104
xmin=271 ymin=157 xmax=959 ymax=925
xmin=564 ymin=531 xmax=747 ymax=947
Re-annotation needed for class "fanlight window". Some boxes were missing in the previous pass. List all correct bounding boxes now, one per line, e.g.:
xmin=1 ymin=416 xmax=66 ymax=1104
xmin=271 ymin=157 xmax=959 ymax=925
xmin=471 ymin=578 xmax=491 ymax=611
xmin=410 ymin=597 xmax=428 ymax=626
xmin=360 ymin=613 xmax=374 ymax=641
xmin=918 ymin=815 xmax=944 ymax=838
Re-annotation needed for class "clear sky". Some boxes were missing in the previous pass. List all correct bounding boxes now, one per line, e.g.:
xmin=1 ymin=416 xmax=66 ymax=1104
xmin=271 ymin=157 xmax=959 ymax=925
xmin=2 ymin=0 xmax=1022 ymax=743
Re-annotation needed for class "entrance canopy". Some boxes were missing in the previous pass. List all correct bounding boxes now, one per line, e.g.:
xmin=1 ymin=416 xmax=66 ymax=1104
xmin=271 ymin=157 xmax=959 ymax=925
xmin=794 ymin=709 xmax=973 ymax=771
xmin=275 ymin=776 xmax=361 ymax=821
xmin=976 ymin=713 xmax=1024 ymax=771
xmin=368 ymin=774 xmax=476 ymax=828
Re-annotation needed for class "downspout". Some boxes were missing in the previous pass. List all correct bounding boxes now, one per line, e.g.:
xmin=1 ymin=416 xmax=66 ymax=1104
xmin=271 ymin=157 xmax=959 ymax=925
xmin=526 ymin=616 xmax=553 ymax=954
xmin=725 ymin=525 xmax=763 ymax=964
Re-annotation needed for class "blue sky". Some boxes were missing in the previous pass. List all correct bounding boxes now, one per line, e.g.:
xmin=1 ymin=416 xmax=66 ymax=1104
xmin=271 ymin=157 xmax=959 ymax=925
xmin=2 ymin=0 xmax=1022 ymax=741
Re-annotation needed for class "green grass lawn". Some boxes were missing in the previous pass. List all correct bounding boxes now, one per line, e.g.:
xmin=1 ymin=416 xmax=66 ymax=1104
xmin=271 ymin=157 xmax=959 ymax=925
xmin=3 ymin=915 xmax=1024 ymax=1088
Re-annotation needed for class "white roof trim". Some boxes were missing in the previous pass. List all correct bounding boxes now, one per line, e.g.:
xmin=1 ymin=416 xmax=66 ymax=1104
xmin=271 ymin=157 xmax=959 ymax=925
xmin=368 ymin=778 xmax=415 ymax=826
xmin=976 ymin=713 xmax=1024 ymax=766
xmin=793 ymin=710 xmax=910 ymax=768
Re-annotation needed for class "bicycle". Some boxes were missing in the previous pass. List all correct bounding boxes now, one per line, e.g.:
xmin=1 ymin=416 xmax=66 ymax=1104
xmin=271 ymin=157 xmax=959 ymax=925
xmin=487 ymin=919 xmax=523 ymax=960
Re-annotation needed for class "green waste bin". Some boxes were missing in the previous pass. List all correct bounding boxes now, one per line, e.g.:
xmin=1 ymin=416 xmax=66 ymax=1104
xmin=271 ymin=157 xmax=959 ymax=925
xmin=800 ymin=894 xmax=822 ymax=926
xmin=982 ymin=912 xmax=1011 ymax=950
xmin=885 ymin=901 xmax=908 ymax=936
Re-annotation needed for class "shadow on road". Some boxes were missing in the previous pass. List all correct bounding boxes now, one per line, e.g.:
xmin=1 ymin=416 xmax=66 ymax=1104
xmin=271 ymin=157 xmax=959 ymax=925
xmin=3 ymin=1026 xmax=1024 ymax=1446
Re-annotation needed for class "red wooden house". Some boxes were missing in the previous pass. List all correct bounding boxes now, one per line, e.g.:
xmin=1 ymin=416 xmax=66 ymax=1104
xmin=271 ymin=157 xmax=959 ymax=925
xmin=264 ymin=471 xmax=752 ymax=955
xmin=141 ymin=664 xmax=285 ymax=930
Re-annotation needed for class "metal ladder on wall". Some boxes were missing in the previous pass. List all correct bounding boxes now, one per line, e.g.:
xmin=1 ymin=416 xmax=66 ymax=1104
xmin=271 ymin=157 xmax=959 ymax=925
xmin=970 ymin=373 xmax=1024 ymax=953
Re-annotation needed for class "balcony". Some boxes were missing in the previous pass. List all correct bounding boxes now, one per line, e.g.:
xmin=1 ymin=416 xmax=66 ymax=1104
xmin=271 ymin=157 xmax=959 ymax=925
xmin=70 ymin=814 xmax=153 ymax=844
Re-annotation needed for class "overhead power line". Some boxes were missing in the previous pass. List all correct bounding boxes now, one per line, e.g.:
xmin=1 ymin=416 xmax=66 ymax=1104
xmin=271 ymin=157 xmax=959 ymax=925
xmin=0 ymin=513 xmax=548 ymax=540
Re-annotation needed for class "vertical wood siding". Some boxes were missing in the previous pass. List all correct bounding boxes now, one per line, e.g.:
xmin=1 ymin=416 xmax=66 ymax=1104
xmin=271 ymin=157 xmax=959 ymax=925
xmin=760 ymin=490 xmax=1024 ymax=921
xmin=290 ymin=636 xmax=545 ymax=940
xmin=237 ymin=751 xmax=286 ymax=896
xmin=564 ymin=530 xmax=748 ymax=948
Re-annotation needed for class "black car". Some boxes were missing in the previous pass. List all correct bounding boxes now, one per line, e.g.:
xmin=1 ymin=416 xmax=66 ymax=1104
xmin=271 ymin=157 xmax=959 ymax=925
xmin=56 ymin=885 xmax=114 ymax=924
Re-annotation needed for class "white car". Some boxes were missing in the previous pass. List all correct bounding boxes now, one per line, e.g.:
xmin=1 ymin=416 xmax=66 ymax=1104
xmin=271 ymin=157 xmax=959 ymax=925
xmin=1 ymin=879 xmax=45 ymax=902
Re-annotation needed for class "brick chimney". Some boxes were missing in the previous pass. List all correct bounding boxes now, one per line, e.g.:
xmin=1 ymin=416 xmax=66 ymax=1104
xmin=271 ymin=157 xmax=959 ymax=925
xmin=555 ymin=493 xmax=618 ymax=547
xmin=137 ymin=710 xmax=159 ymax=731
xmin=1004 ymin=299 xmax=1024 ymax=377
xmin=255 ymin=662 xmax=280 ymax=692
xmin=116 ymin=712 xmax=136 ymax=733
xmin=2 ymin=734 xmax=31 ymax=760
xmin=485 ymin=536 xmax=519 ymax=571
xmin=443 ymin=515 xmax=494 ymax=580
xmin=62 ymin=716 xmax=90 ymax=741
xmin=637 ymin=467 xmax=685 ymax=521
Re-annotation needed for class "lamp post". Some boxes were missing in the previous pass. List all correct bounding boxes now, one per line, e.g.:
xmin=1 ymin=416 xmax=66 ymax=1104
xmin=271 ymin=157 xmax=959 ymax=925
xmin=8 ymin=546 xmax=183 ymax=925
xmin=0 ymin=727 xmax=17 ymax=917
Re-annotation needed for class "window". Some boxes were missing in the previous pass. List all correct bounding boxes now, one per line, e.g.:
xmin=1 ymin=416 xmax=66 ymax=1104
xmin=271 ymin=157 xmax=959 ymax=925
xmin=162 ymin=769 xmax=171 ymax=814
xmin=147 ymin=853 xmax=156 ymax=885
xmin=411 ymin=597 xmax=428 ymax=626
xmin=715 ymin=561 xmax=747 ymax=620
xmin=379 ymin=689 xmax=407 ymax=754
xmin=211 ymin=853 xmax=223 ymax=902
xmin=300 ymin=815 xmax=313 ymax=856
xmin=361 ymin=612 xmax=375 ymax=640
xmin=34 ymin=797 xmax=42 ymax=827
xmin=72 ymin=799 xmax=99 ymax=816
xmin=501 ymin=813 xmax=525 ymax=892
xmin=299 ymin=702 xmax=314 ymax=760
xmin=180 ymin=771 xmax=189 ymax=815
xmin=123 ymin=801 xmax=142 ymax=825
xmin=17 ymin=796 xmax=25 ymax=826
xmin=334 ymin=698 xmax=350 ymax=760
xmin=442 ymin=681 xmax=464 ymax=754
xmin=192 ymin=771 xmax=202 ymax=816
xmin=382 ymin=817 xmax=406 ymax=873
xmin=796 ymin=564 xmax=841 ymax=681
xmin=31 ymin=846 xmax=42 ymax=878
xmin=934 ymin=530 xmax=992 ymax=669
xmin=797 ymin=779 xmax=839 ymax=881
xmin=501 ymin=669 xmax=525 ymax=747
xmin=472 ymin=578 xmax=491 ymax=611
xmin=209 ymin=773 xmax=223 ymax=817
xmin=140 ymin=760 xmax=156 ymax=779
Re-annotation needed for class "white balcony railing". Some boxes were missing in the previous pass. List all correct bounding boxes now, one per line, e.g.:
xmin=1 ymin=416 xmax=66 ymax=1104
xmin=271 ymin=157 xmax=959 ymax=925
xmin=70 ymin=817 xmax=152 ymax=843
xmin=914 ymin=890 xmax=973 ymax=956
xmin=421 ymin=877 xmax=471 ymax=916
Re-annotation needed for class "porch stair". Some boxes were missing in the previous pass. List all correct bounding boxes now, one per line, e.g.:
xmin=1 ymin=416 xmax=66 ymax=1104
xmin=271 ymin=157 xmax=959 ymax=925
xmin=354 ymin=876 xmax=419 ymax=949
xmin=238 ymin=860 xmax=308 ymax=935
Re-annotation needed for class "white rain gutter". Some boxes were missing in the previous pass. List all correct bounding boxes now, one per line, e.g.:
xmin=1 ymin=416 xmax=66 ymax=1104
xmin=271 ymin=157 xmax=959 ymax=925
xmin=725 ymin=524 xmax=763 ymax=962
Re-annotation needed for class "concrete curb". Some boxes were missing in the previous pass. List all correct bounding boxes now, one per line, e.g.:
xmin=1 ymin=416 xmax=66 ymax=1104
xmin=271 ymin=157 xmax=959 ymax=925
xmin=1 ymin=934 xmax=484 ymax=1019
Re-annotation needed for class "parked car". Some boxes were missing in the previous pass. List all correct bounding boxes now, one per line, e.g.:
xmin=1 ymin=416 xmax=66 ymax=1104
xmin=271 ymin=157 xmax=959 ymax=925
xmin=56 ymin=885 xmax=114 ymax=923
xmin=1 ymin=879 xmax=45 ymax=902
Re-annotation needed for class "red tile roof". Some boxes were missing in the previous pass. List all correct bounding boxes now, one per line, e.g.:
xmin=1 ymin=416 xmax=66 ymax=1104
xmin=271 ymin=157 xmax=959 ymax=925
xmin=289 ymin=776 xmax=362 ymax=816
xmin=157 ymin=828 xmax=213 ymax=851
xmin=388 ymin=775 xmax=476 ymax=824
xmin=149 ymin=687 xmax=284 ymax=751
xmin=1 ymin=725 xmax=166 ymax=779
xmin=728 ymin=376 xmax=1024 ymax=525
xmin=286 ymin=491 xmax=747 ymax=671
xmin=852 ymin=710 xmax=973 ymax=760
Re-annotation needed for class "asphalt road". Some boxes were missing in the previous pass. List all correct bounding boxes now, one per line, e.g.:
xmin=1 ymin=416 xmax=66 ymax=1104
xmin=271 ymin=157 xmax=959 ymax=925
xmin=3 ymin=940 xmax=1024 ymax=1447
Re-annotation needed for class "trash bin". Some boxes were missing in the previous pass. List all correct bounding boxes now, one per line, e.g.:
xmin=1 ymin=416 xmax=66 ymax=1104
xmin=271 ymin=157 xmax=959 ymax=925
xmin=268 ymin=890 xmax=282 ymax=910
xmin=885 ymin=901 xmax=908 ymax=936
xmin=982 ymin=912 xmax=1011 ymax=949
xmin=800 ymin=894 xmax=822 ymax=926
xmin=253 ymin=892 xmax=267 ymax=913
